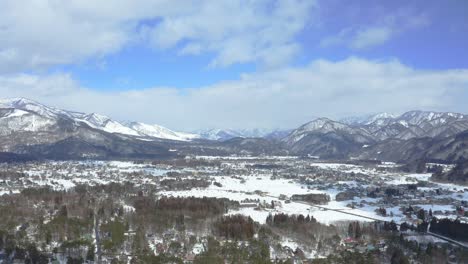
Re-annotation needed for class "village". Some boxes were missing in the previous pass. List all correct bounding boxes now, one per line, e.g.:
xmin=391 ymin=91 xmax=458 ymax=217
xmin=0 ymin=156 xmax=467 ymax=263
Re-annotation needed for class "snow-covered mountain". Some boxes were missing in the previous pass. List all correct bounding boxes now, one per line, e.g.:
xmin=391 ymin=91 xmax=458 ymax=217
xmin=2 ymin=97 xmax=468 ymax=161
xmin=340 ymin=111 xmax=468 ymax=140
xmin=340 ymin=112 xmax=397 ymax=125
xmin=282 ymin=117 xmax=376 ymax=158
xmin=0 ymin=98 xmax=284 ymax=160
xmin=0 ymin=98 xmax=72 ymax=139
xmin=284 ymin=117 xmax=374 ymax=145
xmin=282 ymin=111 xmax=468 ymax=159
xmin=0 ymin=107 xmax=55 ymax=136
xmin=0 ymin=98 xmax=285 ymax=143
xmin=79 ymin=113 xmax=141 ymax=136
xmin=194 ymin=129 xmax=244 ymax=141
xmin=196 ymin=128 xmax=289 ymax=141
xmin=0 ymin=98 xmax=196 ymax=142
xmin=126 ymin=122 xmax=199 ymax=141
xmin=364 ymin=110 xmax=468 ymax=140
xmin=347 ymin=111 xmax=468 ymax=128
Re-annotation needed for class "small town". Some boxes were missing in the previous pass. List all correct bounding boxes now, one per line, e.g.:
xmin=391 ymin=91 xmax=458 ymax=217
xmin=0 ymin=156 xmax=467 ymax=263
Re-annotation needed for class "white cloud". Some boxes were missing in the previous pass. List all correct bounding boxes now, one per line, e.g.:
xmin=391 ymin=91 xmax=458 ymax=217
xmin=1 ymin=57 xmax=467 ymax=131
xmin=144 ymin=0 xmax=315 ymax=68
xmin=0 ymin=73 xmax=80 ymax=97
xmin=0 ymin=0 xmax=315 ymax=73
xmin=320 ymin=11 xmax=429 ymax=49
xmin=0 ymin=0 xmax=137 ymax=73
xmin=350 ymin=27 xmax=393 ymax=49
xmin=0 ymin=2 xmax=464 ymax=132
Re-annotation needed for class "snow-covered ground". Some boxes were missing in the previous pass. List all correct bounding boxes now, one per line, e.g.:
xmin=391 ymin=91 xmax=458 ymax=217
xmin=161 ymin=173 xmax=387 ymax=225
xmin=0 ymin=160 xmax=175 ymax=192
xmin=1 ymin=157 xmax=465 ymax=228
xmin=195 ymin=155 xmax=299 ymax=160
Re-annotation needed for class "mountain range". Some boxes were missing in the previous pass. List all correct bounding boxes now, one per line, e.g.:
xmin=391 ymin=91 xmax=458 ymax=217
xmin=195 ymin=128 xmax=291 ymax=141
xmin=1 ymin=97 xmax=468 ymax=164
xmin=283 ymin=111 xmax=468 ymax=160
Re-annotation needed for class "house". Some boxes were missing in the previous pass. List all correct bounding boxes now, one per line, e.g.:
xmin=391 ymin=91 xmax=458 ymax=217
xmin=239 ymin=203 xmax=257 ymax=208
xmin=342 ymin=237 xmax=358 ymax=247
xmin=456 ymin=206 xmax=465 ymax=216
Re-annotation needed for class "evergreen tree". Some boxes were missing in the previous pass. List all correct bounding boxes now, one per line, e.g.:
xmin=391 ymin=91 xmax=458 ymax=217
xmin=417 ymin=209 xmax=425 ymax=220
xmin=355 ymin=222 xmax=362 ymax=239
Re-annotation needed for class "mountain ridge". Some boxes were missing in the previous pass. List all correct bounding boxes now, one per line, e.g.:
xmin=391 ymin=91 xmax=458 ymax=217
xmin=1 ymin=97 xmax=468 ymax=163
xmin=0 ymin=97 xmax=196 ymax=142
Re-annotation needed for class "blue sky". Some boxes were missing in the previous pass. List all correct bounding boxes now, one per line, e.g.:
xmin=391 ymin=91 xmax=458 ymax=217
xmin=1 ymin=0 xmax=468 ymax=130
xmin=57 ymin=48 xmax=256 ymax=90
xmin=55 ymin=0 xmax=468 ymax=89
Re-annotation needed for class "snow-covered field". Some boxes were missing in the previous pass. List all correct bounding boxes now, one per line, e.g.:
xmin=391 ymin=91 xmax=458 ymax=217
xmin=160 ymin=173 xmax=389 ymax=224
xmin=1 ymin=157 xmax=466 ymax=227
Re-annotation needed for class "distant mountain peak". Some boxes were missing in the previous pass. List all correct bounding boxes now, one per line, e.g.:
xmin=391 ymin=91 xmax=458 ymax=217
xmin=342 ymin=110 xmax=468 ymax=141
xmin=340 ymin=112 xmax=397 ymax=125
xmin=195 ymin=128 xmax=290 ymax=141
xmin=0 ymin=97 xmax=197 ymax=142
xmin=299 ymin=117 xmax=347 ymax=132
xmin=399 ymin=110 xmax=465 ymax=123
xmin=0 ymin=97 xmax=45 ymax=110
xmin=82 ymin=113 xmax=112 ymax=125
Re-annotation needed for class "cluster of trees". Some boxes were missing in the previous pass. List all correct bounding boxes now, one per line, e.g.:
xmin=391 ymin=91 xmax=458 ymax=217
xmin=101 ymin=220 xmax=126 ymax=251
xmin=400 ymin=220 xmax=429 ymax=233
xmin=290 ymin=193 xmax=330 ymax=204
xmin=248 ymin=163 xmax=283 ymax=170
xmin=0 ymin=180 xmax=154 ymax=263
xmin=159 ymin=178 xmax=211 ymax=190
xmin=134 ymin=195 xmax=234 ymax=216
xmin=399 ymin=222 xmax=414 ymax=232
xmin=86 ymin=182 xmax=137 ymax=196
xmin=314 ymin=225 xmax=468 ymax=264
xmin=265 ymin=213 xmax=341 ymax=256
xmin=312 ymin=249 xmax=378 ymax=264
xmin=194 ymin=237 xmax=272 ymax=264
xmin=429 ymin=218 xmax=468 ymax=242
xmin=0 ymin=239 xmax=50 ymax=264
xmin=382 ymin=221 xmax=398 ymax=232
xmin=376 ymin=207 xmax=387 ymax=216
xmin=266 ymin=213 xmax=317 ymax=226
xmin=132 ymin=195 xmax=241 ymax=234
xmin=153 ymin=196 xmax=238 ymax=216
xmin=335 ymin=191 xmax=357 ymax=201
xmin=401 ymin=159 xmax=427 ymax=173
xmin=151 ymin=158 xmax=221 ymax=167
xmin=384 ymin=188 xmax=400 ymax=197
xmin=347 ymin=222 xmax=362 ymax=239
xmin=0 ymin=200 xmax=94 ymax=263
xmin=214 ymin=215 xmax=255 ymax=240
xmin=432 ymin=159 xmax=468 ymax=183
